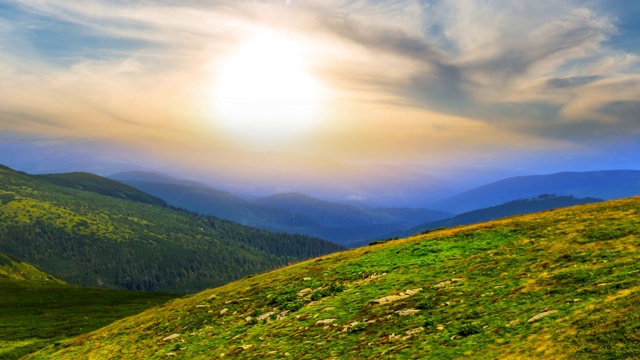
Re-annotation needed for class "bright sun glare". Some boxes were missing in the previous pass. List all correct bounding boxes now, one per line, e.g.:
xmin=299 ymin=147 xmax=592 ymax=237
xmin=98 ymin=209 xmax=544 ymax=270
xmin=214 ymin=33 xmax=322 ymax=143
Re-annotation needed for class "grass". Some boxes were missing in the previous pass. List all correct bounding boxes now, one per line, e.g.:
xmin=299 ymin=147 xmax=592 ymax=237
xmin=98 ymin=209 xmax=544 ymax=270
xmin=0 ymin=280 xmax=177 ymax=360
xmin=23 ymin=196 xmax=640 ymax=359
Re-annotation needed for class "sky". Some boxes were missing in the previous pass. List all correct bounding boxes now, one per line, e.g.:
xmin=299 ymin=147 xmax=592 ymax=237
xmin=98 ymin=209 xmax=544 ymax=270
xmin=0 ymin=0 xmax=639 ymax=206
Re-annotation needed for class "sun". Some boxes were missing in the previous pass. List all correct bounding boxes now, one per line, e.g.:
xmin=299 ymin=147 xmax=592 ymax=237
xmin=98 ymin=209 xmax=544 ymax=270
xmin=213 ymin=33 xmax=323 ymax=143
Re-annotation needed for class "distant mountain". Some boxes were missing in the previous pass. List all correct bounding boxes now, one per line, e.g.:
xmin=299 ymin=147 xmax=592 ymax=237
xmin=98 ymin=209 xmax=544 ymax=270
xmin=110 ymin=171 xmax=211 ymax=189
xmin=435 ymin=170 xmax=640 ymax=213
xmin=0 ymin=165 xmax=343 ymax=293
xmin=110 ymin=172 xmax=452 ymax=247
xmin=399 ymin=194 xmax=602 ymax=238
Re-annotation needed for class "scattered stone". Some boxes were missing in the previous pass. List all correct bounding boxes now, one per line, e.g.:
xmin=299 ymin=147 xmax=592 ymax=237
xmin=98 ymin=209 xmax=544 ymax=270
xmin=207 ymin=294 xmax=218 ymax=301
xmin=220 ymin=308 xmax=228 ymax=315
xmin=229 ymin=345 xmax=253 ymax=355
xmin=395 ymin=309 xmax=421 ymax=316
xmin=277 ymin=310 xmax=290 ymax=320
xmin=162 ymin=334 xmax=180 ymax=341
xmin=434 ymin=278 xmax=464 ymax=288
xmin=527 ymin=310 xmax=558 ymax=323
xmin=450 ymin=335 xmax=456 ymax=340
xmin=406 ymin=327 xmax=424 ymax=336
xmin=370 ymin=288 xmax=422 ymax=305
xmin=321 ymin=307 xmax=335 ymax=312
xmin=298 ymin=288 xmax=312 ymax=297
xmin=596 ymin=282 xmax=612 ymax=287
xmin=436 ymin=325 xmax=445 ymax=331
xmin=166 ymin=352 xmax=176 ymax=357
xmin=303 ymin=277 xmax=312 ymax=281
xmin=245 ymin=316 xmax=253 ymax=322
xmin=404 ymin=288 xmax=422 ymax=296
xmin=196 ymin=304 xmax=207 ymax=308
xmin=315 ymin=318 xmax=337 ymax=326
xmin=507 ymin=320 xmax=520 ymax=326
xmin=257 ymin=312 xmax=275 ymax=321
xmin=316 ymin=341 xmax=326 ymax=346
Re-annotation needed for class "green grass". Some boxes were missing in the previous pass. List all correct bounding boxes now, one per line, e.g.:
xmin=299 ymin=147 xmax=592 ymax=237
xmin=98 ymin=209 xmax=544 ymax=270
xmin=25 ymin=196 xmax=640 ymax=359
xmin=0 ymin=280 xmax=177 ymax=360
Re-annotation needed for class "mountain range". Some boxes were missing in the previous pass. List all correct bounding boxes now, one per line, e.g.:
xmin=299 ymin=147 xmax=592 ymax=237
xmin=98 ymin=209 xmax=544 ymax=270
xmin=110 ymin=171 xmax=452 ymax=247
xmin=0 ymin=164 xmax=342 ymax=293
xmin=110 ymin=169 xmax=640 ymax=246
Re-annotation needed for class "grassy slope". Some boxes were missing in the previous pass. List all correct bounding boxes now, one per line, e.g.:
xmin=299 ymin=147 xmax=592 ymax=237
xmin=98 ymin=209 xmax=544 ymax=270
xmin=30 ymin=197 xmax=640 ymax=359
xmin=0 ymin=275 xmax=177 ymax=359
xmin=0 ymin=253 xmax=64 ymax=283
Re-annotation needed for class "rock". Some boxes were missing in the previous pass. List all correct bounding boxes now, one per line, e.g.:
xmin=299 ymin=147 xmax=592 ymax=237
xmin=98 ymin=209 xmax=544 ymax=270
xmin=220 ymin=308 xmax=228 ymax=315
xmin=166 ymin=352 xmax=176 ymax=357
xmin=229 ymin=345 xmax=253 ymax=355
xmin=434 ymin=278 xmax=464 ymax=288
xmin=196 ymin=304 xmax=207 ymax=308
xmin=257 ymin=312 xmax=275 ymax=321
xmin=395 ymin=309 xmax=421 ymax=316
xmin=303 ymin=277 xmax=312 ymax=281
xmin=162 ymin=334 xmax=180 ymax=341
xmin=207 ymin=294 xmax=218 ymax=301
xmin=370 ymin=288 xmax=422 ymax=305
xmin=277 ymin=310 xmax=290 ymax=320
xmin=298 ymin=288 xmax=313 ymax=297
xmin=506 ymin=319 xmax=521 ymax=327
xmin=404 ymin=288 xmax=422 ymax=296
xmin=436 ymin=325 xmax=445 ymax=331
xmin=527 ymin=310 xmax=558 ymax=323
xmin=405 ymin=327 xmax=424 ymax=336
xmin=245 ymin=316 xmax=253 ymax=322
xmin=315 ymin=318 xmax=337 ymax=326
xmin=321 ymin=307 xmax=335 ymax=312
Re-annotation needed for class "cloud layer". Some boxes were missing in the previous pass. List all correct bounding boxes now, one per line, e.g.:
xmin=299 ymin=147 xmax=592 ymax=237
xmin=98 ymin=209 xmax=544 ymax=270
xmin=1 ymin=0 xmax=639 ymax=202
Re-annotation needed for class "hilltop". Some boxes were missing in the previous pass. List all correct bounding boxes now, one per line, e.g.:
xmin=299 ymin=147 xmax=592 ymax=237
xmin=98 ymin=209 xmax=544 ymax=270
xmin=30 ymin=196 xmax=640 ymax=359
xmin=0 ymin=165 xmax=343 ymax=293
xmin=395 ymin=194 xmax=602 ymax=239
xmin=435 ymin=170 xmax=640 ymax=213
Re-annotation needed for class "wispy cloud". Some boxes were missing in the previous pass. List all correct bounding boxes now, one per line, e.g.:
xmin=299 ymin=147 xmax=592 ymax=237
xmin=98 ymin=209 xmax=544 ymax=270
xmin=0 ymin=0 xmax=639 ymax=198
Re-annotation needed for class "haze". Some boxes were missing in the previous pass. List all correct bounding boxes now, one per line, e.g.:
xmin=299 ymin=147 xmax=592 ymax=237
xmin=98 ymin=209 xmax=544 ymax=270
xmin=1 ymin=0 xmax=639 ymax=206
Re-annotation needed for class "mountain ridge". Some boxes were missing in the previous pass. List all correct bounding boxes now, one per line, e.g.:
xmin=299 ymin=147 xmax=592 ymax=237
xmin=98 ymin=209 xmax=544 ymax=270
xmin=0 ymin=164 xmax=343 ymax=293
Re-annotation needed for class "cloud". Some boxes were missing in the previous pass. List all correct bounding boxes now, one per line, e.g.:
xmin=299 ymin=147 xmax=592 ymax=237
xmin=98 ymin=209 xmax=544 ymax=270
xmin=0 ymin=0 xmax=639 ymax=192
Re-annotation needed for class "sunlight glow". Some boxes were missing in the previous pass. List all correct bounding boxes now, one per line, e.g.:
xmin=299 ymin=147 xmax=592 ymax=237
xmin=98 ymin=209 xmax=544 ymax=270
xmin=213 ymin=33 xmax=323 ymax=143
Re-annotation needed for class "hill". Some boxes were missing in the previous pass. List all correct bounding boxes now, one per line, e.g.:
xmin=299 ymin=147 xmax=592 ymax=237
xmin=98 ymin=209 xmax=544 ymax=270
xmin=0 ymin=253 xmax=64 ymax=283
xmin=110 ymin=172 xmax=451 ymax=247
xmin=0 ymin=165 xmax=343 ymax=293
xmin=30 ymin=196 xmax=640 ymax=359
xmin=36 ymin=172 xmax=167 ymax=207
xmin=0 ymin=274 xmax=177 ymax=359
xmin=398 ymin=194 xmax=602 ymax=238
xmin=436 ymin=170 xmax=640 ymax=213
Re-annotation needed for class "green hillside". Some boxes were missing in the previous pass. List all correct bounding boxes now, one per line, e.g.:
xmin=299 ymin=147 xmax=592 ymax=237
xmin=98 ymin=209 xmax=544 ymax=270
xmin=0 ymin=279 xmax=177 ymax=360
xmin=35 ymin=172 xmax=167 ymax=207
xmin=29 ymin=197 xmax=640 ymax=359
xmin=0 ymin=165 xmax=343 ymax=293
xmin=0 ymin=253 xmax=63 ymax=283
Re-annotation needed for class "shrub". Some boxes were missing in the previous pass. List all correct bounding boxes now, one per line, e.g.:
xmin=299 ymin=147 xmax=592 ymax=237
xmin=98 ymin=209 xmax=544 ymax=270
xmin=458 ymin=323 xmax=481 ymax=337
